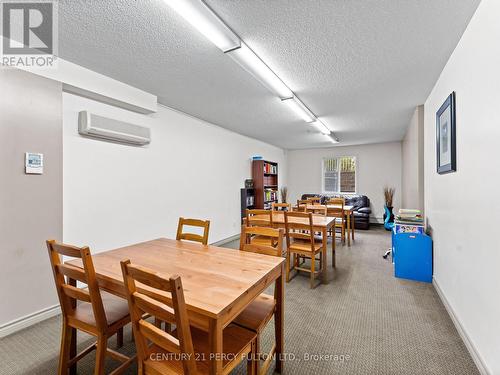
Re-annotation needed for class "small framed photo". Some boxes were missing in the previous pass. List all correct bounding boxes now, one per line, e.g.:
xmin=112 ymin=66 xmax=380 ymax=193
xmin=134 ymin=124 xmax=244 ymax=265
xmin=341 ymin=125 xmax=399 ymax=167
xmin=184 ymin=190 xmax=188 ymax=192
xmin=436 ymin=92 xmax=456 ymax=174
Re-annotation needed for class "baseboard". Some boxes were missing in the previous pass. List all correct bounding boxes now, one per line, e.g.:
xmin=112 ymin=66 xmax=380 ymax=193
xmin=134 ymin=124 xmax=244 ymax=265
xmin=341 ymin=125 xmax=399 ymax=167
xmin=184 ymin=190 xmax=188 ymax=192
xmin=210 ymin=233 xmax=240 ymax=247
xmin=433 ymin=278 xmax=490 ymax=375
xmin=0 ymin=304 xmax=61 ymax=338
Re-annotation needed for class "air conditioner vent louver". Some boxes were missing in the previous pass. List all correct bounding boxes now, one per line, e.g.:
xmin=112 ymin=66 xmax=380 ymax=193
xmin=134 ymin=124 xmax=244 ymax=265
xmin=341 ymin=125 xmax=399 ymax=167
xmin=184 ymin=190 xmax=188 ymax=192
xmin=78 ymin=111 xmax=151 ymax=145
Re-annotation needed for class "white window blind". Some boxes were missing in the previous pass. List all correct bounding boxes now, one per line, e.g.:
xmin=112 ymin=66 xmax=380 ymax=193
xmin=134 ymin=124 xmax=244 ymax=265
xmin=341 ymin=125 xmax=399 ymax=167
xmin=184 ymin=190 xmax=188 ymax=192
xmin=323 ymin=157 xmax=356 ymax=193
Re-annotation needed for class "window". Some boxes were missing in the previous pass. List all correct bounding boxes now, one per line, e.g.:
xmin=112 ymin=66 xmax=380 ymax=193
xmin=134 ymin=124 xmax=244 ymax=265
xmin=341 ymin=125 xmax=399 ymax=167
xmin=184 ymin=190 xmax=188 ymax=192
xmin=323 ymin=157 xmax=356 ymax=193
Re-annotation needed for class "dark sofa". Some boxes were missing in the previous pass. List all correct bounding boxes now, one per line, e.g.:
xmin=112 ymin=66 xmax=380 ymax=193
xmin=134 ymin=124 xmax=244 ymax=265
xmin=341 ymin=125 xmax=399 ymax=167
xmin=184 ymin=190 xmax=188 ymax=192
xmin=301 ymin=193 xmax=371 ymax=229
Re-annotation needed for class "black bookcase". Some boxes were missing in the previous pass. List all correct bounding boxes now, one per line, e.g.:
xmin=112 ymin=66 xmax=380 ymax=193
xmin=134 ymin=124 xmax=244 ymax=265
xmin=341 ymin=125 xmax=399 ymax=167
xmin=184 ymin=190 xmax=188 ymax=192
xmin=240 ymin=188 xmax=255 ymax=223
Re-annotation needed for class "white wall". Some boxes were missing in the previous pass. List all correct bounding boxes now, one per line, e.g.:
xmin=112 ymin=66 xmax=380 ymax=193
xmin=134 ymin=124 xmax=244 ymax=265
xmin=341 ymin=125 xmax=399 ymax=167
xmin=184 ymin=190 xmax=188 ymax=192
xmin=287 ymin=142 xmax=402 ymax=222
xmin=63 ymin=93 xmax=286 ymax=252
xmin=424 ymin=0 xmax=500 ymax=373
xmin=402 ymin=105 xmax=424 ymax=210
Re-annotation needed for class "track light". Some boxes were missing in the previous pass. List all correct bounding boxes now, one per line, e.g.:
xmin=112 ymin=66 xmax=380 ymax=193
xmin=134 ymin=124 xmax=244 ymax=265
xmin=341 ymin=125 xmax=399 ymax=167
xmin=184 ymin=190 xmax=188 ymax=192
xmin=282 ymin=96 xmax=316 ymax=122
xmin=164 ymin=0 xmax=240 ymax=52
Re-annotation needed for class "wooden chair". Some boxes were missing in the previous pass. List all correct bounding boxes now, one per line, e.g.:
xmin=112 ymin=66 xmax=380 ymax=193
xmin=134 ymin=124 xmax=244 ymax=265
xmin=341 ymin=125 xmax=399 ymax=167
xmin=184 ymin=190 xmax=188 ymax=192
xmin=294 ymin=199 xmax=310 ymax=212
xmin=120 ymin=260 xmax=256 ymax=375
xmin=308 ymin=197 xmax=321 ymax=205
xmin=246 ymin=209 xmax=274 ymax=246
xmin=284 ymin=212 xmax=324 ymax=289
xmin=46 ymin=240 xmax=134 ymax=375
xmin=176 ymin=217 xmax=210 ymax=245
xmin=326 ymin=198 xmax=346 ymax=245
xmin=305 ymin=204 xmax=327 ymax=216
xmin=235 ymin=226 xmax=283 ymax=375
xmin=271 ymin=202 xmax=291 ymax=211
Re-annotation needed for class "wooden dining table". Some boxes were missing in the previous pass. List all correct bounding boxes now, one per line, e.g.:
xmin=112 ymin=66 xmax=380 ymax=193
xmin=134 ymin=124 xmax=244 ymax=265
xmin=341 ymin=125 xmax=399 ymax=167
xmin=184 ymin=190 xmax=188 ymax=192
xmin=67 ymin=238 xmax=285 ymax=375
xmin=252 ymin=211 xmax=337 ymax=271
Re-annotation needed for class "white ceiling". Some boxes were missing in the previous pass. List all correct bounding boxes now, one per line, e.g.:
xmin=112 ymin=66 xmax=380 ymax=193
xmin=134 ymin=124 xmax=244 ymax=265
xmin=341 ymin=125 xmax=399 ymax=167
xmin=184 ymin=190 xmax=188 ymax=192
xmin=58 ymin=0 xmax=480 ymax=149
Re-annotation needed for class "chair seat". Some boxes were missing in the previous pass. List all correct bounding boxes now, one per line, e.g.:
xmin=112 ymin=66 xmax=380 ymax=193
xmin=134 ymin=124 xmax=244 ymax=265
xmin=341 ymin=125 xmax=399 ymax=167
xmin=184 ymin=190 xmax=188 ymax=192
xmin=72 ymin=291 xmax=130 ymax=327
xmin=233 ymin=293 xmax=275 ymax=332
xmin=289 ymin=239 xmax=322 ymax=253
xmin=145 ymin=324 xmax=256 ymax=374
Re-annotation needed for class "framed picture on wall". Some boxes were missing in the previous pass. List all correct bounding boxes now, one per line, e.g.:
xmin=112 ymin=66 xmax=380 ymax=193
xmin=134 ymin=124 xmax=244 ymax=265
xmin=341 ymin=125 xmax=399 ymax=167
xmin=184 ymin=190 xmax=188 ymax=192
xmin=436 ymin=92 xmax=456 ymax=174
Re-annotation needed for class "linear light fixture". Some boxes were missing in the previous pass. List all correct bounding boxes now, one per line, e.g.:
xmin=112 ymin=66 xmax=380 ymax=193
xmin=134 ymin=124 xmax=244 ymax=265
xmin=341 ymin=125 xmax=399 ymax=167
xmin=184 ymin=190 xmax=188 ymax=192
xmin=226 ymin=42 xmax=293 ymax=99
xmin=282 ymin=96 xmax=316 ymax=122
xmin=325 ymin=132 xmax=340 ymax=143
xmin=165 ymin=0 xmax=340 ymax=143
xmin=164 ymin=0 xmax=240 ymax=52
xmin=310 ymin=120 xmax=331 ymax=135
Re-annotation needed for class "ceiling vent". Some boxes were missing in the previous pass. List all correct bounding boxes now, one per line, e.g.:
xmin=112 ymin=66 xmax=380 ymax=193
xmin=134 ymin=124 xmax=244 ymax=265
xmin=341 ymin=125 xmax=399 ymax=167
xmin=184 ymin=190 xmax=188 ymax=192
xmin=78 ymin=111 xmax=151 ymax=145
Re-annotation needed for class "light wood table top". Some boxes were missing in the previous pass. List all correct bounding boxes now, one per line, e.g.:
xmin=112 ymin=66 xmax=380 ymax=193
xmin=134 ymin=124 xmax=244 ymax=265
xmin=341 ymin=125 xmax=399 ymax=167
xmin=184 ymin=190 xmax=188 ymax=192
xmin=68 ymin=238 xmax=283 ymax=319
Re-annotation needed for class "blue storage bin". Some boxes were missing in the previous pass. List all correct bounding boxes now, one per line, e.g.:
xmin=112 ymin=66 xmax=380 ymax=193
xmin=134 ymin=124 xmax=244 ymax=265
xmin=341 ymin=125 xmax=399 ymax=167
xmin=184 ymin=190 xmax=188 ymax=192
xmin=392 ymin=229 xmax=433 ymax=283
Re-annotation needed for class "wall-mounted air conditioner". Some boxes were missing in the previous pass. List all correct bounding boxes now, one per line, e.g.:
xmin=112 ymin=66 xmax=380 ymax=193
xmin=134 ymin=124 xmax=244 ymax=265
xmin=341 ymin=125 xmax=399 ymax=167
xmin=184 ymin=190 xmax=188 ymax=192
xmin=78 ymin=111 xmax=151 ymax=145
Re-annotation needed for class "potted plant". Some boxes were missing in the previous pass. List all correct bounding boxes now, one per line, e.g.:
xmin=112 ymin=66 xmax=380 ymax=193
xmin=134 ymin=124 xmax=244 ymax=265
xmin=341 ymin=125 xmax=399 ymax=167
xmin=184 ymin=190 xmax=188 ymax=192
xmin=280 ymin=187 xmax=288 ymax=204
xmin=383 ymin=187 xmax=395 ymax=230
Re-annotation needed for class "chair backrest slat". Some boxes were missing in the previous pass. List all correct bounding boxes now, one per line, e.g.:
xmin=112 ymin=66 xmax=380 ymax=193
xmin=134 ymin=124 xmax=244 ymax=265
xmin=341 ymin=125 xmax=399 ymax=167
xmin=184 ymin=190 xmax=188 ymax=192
xmin=271 ymin=202 xmax=291 ymax=211
xmin=306 ymin=205 xmax=327 ymax=216
xmin=138 ymin=320 xmax=181 ymax=354
xmin=176 ymin=217 xmax=210 ymax=245
xmin=133 ymin=292 xmax=176 ymax=324
xmin=61 ymin=284 xmax=92 ymax=303
xmin=246 ymin=209 xmax=273 ymax=227
xmin=121 ymin=260 xmax=197 ymax=375
xmin=239 ymin=225 xmax=284 ymax=258
xmin=56 ymin=263 xmax=87 ymax=283
xmin=127 ymin=264 xmax=173 ymax=292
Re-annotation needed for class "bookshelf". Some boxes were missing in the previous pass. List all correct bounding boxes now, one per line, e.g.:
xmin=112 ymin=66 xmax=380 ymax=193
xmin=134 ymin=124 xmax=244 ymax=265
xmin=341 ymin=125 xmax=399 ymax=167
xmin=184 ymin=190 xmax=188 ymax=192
xmin=240 ymin=187 xmax=255 ymax=222
xmin=252 ymin=160 xmax=278 ymax=209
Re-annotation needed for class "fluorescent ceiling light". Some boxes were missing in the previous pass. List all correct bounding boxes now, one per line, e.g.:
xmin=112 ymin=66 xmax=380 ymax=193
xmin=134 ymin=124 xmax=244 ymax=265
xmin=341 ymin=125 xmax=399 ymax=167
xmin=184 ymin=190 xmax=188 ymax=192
xmin=164 ymin=0 xmax=240 ymax=52
xmin=226 ymin=42 xmax=293 ymax=99
xmin=325 ymin=132 xmax=340 ymax=143
xmin=311 ymin=120 xmax=331 ymax=135
xmin=282 ymin=96 xmax=316 ymax=122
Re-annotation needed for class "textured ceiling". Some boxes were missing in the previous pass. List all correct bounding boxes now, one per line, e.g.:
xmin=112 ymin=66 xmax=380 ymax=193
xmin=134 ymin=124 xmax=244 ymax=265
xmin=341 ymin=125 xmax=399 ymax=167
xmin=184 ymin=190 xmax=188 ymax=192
xmin=58 ymin=0 xmax=480 ymax=149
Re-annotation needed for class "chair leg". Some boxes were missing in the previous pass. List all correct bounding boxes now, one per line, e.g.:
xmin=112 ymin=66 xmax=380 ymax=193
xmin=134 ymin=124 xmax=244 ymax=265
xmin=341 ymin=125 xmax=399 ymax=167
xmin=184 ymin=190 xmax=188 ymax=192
xmin=254 ymin=338 xmax=261 ymax=375
xmin=94 ymin=335 xmax=107 ymax=375
xmin=310 ymin=254 xmax=316 ymax=289
xmin=58 ymin=321 xmax=72 ymax=375
xmin=285 ymin=251 xmax=291 ymax=282
xmin=116 ymin=327 xmax=123 ymax=348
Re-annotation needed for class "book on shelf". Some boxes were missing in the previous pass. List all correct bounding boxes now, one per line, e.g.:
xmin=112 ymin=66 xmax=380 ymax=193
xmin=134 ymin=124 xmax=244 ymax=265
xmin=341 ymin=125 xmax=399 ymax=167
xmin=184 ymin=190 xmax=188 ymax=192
xmin=263 ymin=163 xmax=277 ymax=174
xmin=264 ymin=189 xmax=277 ymax=202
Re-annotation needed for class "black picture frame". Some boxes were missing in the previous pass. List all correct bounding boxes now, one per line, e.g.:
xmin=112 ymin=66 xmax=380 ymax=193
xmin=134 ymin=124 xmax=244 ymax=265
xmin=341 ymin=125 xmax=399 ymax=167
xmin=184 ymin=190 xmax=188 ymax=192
xmin=436 ymin=92 xmax=456 ymax=174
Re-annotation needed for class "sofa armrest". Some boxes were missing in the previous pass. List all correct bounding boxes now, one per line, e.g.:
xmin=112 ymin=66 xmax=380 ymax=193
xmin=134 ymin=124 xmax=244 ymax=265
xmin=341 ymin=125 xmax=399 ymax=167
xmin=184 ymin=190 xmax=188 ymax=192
xmin=357 ymin=207 xmax=371 ymax=214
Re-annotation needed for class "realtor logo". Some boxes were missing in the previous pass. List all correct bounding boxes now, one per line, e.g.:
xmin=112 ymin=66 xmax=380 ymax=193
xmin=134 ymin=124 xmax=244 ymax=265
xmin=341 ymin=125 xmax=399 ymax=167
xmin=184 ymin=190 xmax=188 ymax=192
xmin=1 ymin=0 xmax=58 ymax=68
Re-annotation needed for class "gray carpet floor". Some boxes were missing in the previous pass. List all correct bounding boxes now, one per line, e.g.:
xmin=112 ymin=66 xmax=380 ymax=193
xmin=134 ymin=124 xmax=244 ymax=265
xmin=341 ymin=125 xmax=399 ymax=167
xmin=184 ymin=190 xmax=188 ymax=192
xmin=0 ymin=227 xmax=478 ymax=374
